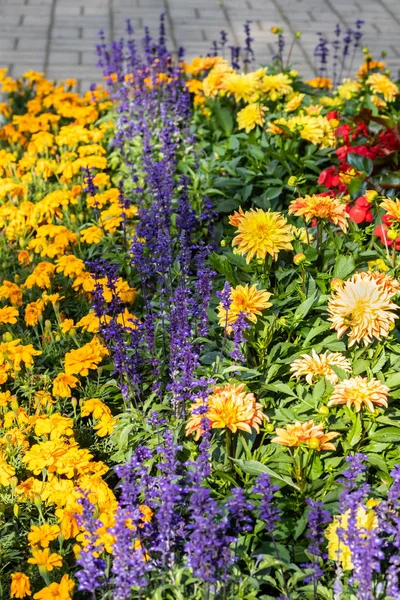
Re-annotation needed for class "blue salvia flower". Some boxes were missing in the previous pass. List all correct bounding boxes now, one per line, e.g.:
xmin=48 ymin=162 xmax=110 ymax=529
xmin=302 ymin=499 xmax=331 ymax=585
xmin=75 ymin=492 xmax=107 ymax=593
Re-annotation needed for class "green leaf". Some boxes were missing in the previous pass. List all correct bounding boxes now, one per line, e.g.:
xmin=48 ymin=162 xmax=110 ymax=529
xmin=386 ymin=372 xmax=400 ymax=388
xmin=369 ymin=426 xmax=400 ymax=443
xmin=265 ymin=382 xmax=297 ymax=398
xmin=346 ymin=152 xmax=373 ymax=176
xmin=295 ymin=293 xmax=317 ymax=319
xmin=312 ymin=377 xmax=325 ymax=400
xmin=214 ymin=104 xmax=233 ymax=136
xmin=366 ymin=453 xmax=389 ymax=474
xmin=232 ymin=459 xmax=300 ymax=490
xmin=347 ymin=416 xmax=362 ymax=446
xmin=333 ymin=255 xmax=356 ymax=280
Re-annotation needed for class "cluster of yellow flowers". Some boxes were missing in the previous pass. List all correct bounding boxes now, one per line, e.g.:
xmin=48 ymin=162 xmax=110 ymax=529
xmin=0 ymin=69 xmax=141 ymax=598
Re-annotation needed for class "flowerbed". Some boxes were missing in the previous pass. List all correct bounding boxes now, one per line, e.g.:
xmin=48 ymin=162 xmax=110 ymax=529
xmin=2 ymin=19 xmax=400 ymax=600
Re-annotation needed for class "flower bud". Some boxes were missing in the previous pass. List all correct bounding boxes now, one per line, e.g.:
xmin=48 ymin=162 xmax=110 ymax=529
xmin=256 ymin=258 xmax=264 ymax=265
xmin=220 ymin=240 xmax=226 ymax=247
xmin=265 ymin=423 xmax=275 ymax=433
xmin=13 ymin=503 xmax=19 ymax=518
xmin=319 ymin=405 xmax=329 ymax=416
xmin=10 ymin=476 xmax=18 ymax=488
xmin=71 ymin=397 xmax=78 ymax=409
xmin=362 ymin=47 xmax=369 ymax=54
xmin=2 ymin=331 xmax=13 ymax=342
xmin=288 ymin=175 xmax=297 ymax=187
xmin=387 ymin=229 xmax=398 ymax=240
xmin=364 ymin=189 xmax=378 ymax=203
xmin=330 ymin=278 xmax=344 ymax=291
xmin=293 ymin=252 xmax=306 ymax=265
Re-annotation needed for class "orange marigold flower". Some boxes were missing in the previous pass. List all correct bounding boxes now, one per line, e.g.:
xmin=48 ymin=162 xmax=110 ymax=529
xmin=272 ymin=420 xmax=339 ymax=451
xmin=186 ymin=383 xmax=267 ymax=440
xmin=33 ymin=574 xmax=74 ymax=600
xmin=0 ymin=306 xmax=18 ymax=325
xmin=17 ymin=250 xmax=31 ymax=266
xmin=0 ymin=280 xmax=23 ymax=306
xmin=25 ymin=300 xmax=44 ymax=326
xmin=328 ymin=376 xmax=389 ymax=412
xmin=10 ymin=572 xmax=31 ymax=599
xmin=328 ymin=272 xmax=399 ymax=347
xmin=27 ymin=547 xmax=63 ymax=571
xmin=64 ymin=338 xmax=108 ymax=376
xmin=217 ymin=283 xmax=272 ymax=333
xmin=28 ymin=523 xmax=60 ymax=548
xmin=288 ymin=194 xmax=349 ymax=232
xmin=52 ymin=372 xmax=79 ymax=398
xmin=290 ymin=349 xmax=351 ymax=385
xmin=231 ymin=208 xmax=293 ymax=263
xmin=306 ymin=77 xmax=333 ymax=89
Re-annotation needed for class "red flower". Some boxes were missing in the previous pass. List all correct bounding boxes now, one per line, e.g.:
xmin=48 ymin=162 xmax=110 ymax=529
xmin=374 ymin=215 xmax=400 ymax=249
xmin=327 ymin=110 xmax=339 ymax=121
xmin=347 ymin=196 xmax=373 ymax=224
xmin=318 ymin=166 xmax=340 ymax=189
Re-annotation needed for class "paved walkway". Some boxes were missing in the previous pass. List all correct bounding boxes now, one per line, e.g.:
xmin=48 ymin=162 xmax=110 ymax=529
xmin=0 ymin=0 xmax=399 ymax=91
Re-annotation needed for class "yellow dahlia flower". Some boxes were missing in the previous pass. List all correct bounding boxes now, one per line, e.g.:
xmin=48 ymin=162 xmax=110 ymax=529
xmin=366 ymin=73 xmax=398 ymax=102
xmin=358 ymin=60 xmax=385 ymax=78
xmin=217 ymin=283 xmax=272 ymax=333
xmin=328 ymin=376 xmax=389 ymax=412
xmin=328 ymin=272 xmax=399 ymax=347
xmin=260 ymin=72 xmax=293 ymax=100
xmin=285 ymin=93 xmax=304 ymax=112
xmin=290 ymin=349 xmax=351 ymax=385
xmin=186 ymin=383 xmax=267 ymax=440
xmin=289 ymin=194 xmax=349 ymax=232
xmin=326 ymin=504 xmax=378 ymax=570
xmin=230 ymin=208 xmax=293 ymax=263
xmin=271 ymin=420 xmax=339 ymax=451
xmin=337 ymin=78 xmax=361 ymax=100
xmin=380 ymin=197 xmax=400 ymax=222
xmin=224 ymin=70 xmax=264 ymax=103
xmin=237 ymin=103 xmax=266 ymax=133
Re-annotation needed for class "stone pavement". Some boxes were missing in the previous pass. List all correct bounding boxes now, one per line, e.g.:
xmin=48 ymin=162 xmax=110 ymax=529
xmin=0 ymin=0 xmax=399 ymax=91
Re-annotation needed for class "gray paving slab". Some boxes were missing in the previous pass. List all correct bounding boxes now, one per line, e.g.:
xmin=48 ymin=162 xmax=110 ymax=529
xmin=0 ymin=0 xmax=398 ymax=90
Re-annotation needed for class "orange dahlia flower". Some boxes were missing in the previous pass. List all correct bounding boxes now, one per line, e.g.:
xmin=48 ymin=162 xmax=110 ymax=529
xmin=186 ymin=383 xmax=267 ymax=440
xmin=272 ymin=420 xmax=339 ymax=451
xmin=288 ymin=194 xmax=349 ymax=232
xmin=328 ymin=272 xmax=399 ymax=347
xmin=328 ymin=376 xmax=389 ymax=412
xmin=230 ymin=208 xmax=293 ymax=263
xmin=217 ymin=283 xmax=272 ymax=333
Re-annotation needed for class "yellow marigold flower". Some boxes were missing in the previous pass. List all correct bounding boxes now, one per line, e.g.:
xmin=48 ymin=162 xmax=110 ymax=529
xmin=0 ymin=450 xmax=15 ymax=486
xmin=0 ymin=281 xmax=23 ymax=306
xmin=33 ymin=574 xmax=74 ymax=600
xmin=230 ymin=208 xmax=293 ymax=263
xmin=217 ymin=283 xmax=272 ymax=333
xmin=92 ymin=172 xmax=110 ymax=188
xmin=272 ymin=420 xmax=339 ymax=451
xmin=81 ymin=397 xmax=112 ymax=420
xmin=306 ymin=77 xmax=333 ymax=89
xmin=10 ymin=572 xmax=31 ymax=599
xmin=288 ymin=194 xmax=349 ymax=232
xmin=80 ymin=225 xmax=103 ymax=244
xmin=290 ymin=350 xmax=351 ymax=385
xmin=328 ymin=271 xmax=399 ymax=347
xmin=326 ymin=506 xmax=378 ymax=570
xmin=25 ymin=262 xmax=55 ymax=290
xmin=28 ymin=523 xmax=60 ymax=548
xmin=34 ymin=414 xmax=74 ymax=439
xmin=328 ymin=376 xmax=389 ymax=412
xmin=25 ymin=300 xmax=44 ymax=326
xmin=94 ymin=416 xmax=116 ymax=437
xmin=337 ymin=78 xmax=362 ymax=100
xmin=0 ymin=306 xmax=18 ymax=325
xmin=60 ymin=319 xmax=75 ymax=334
xmin=28 ymin=547 xmax=62 ymax=571
xmin=260 ymin=72 xmax=293 ymax=100
xmin=237 ymin=103 xmax=266 ymax=133
xmin=52 ymin=372 xmax=79 ymax=398
xmin=22 ymin=440 xmax=66 ymax=475
xmin=64 ymin=337 xmax=108 ymax=376
xmin=186 ymin=383 xmax=267 ymax=440
xmin=185 ymin=56 xmax=225 ymax=75
xmin=380 ymin=197 xmax=400 ymax=222
xmin=367 ymin=73 xmax=398 ymax=102
xmin=55 ymin=255 xmax=85 ymax=278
